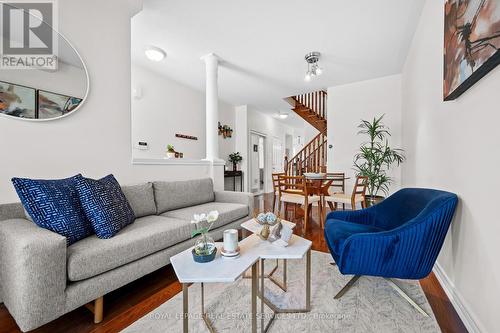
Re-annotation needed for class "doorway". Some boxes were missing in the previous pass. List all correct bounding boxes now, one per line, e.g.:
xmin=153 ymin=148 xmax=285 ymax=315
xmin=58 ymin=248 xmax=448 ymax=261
xmin=272 ymin=137 xmax=284 ymax=173
xmin=250 ymin=132 xmax=266 ymax=195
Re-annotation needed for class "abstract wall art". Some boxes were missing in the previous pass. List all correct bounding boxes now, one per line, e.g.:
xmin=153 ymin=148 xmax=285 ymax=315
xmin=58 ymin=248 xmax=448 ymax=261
xmin=444 ymin=0 xmax=500 ymax=101
xmin=38 ymin=90 xmax=82 ymax=119
xmin=0 ymin=81 xmax=36 ymax=119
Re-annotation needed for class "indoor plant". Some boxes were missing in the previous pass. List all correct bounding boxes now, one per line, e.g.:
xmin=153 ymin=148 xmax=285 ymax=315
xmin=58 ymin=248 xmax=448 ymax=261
xmin=228 ymin=152 xmax=242 ymax=171
xmin=166 ymin=144 xmax=176 ymax=159
xmin=353 ymin=115 xmax=405 ymax=206
xmin=191 ymin=211 xmax=219 ymax=263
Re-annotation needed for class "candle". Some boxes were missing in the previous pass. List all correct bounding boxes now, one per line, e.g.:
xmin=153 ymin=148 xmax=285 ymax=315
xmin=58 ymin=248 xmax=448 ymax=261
xmin=223 ymin=229 xmax=238 ymax=252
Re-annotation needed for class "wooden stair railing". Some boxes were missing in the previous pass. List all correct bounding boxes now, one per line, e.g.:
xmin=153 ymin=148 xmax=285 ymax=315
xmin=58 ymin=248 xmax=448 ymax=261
xmin=284 ymin=132 xmax=327 ymax=176
xmin=285 ymin=90 xmax=327 ymax=133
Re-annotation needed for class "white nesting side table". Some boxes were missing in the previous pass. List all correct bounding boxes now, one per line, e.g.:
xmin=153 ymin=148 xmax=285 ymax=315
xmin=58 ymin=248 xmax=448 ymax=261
xmin=171 ymin=238 xmax=260 ymax=333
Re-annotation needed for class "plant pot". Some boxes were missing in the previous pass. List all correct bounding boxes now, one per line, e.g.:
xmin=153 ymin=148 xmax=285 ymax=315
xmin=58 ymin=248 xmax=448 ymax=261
xmin=365 ymin=195 xmax=385 ymax=208
xmin=232 ymin=162 xmax=237 ymax=171
xmin=192 ymin=248 xmax=217 ymax=263
xmin=166 ymin=152 xmax=176 ymax=159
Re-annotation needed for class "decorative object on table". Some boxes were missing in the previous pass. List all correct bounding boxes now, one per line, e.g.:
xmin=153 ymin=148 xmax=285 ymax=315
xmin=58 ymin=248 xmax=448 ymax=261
xmin=254 ymin=212 xmax=279 ymax=241
xmin=166 ymin=144 xmax=176 ymax=159
xmin=179 ymin=152 xmax=184 ymax=158
xmin=37 ymin=90 xmax=82 ymax=119
xmin=228 ymin=152 xmax=242 ymax=171
xmin=175 ymin=133 xmax=198 ymax=140
xmin=0 ymin=81 xmax=36 ymax=119
xmin=222 ymin=229 xmax=240 ymax=258
xmin=218 ymin=121 xmax=233 ymax=138
xmin=273 ymin=224 xmax=293 ymax=247
xmin=444 ymin=0 xmax=500 ymax=101
xmin=353 ymin=115 xmax=405 ymax=207
xmin=191 ymin=211 xmax=219 ymax=263
xmin=303 ymin=172 xmax=326 ymax=179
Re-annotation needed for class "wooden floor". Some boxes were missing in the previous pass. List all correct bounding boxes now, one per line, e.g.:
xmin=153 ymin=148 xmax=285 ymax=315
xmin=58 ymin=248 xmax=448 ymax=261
xmin=0 ymin=193 xmax=467 ymax=333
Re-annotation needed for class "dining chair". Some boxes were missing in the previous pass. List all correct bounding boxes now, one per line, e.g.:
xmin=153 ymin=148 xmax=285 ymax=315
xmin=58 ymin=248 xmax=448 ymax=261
xmin=326 ymin=172 xmax=345 ymax=210
xmin=324 ymin=176 xmax=368 ymax=211
xmin=278 ymin=175 xmax=322 ymax=234
xmin=271 ymin=172 xmax=286 ymax=213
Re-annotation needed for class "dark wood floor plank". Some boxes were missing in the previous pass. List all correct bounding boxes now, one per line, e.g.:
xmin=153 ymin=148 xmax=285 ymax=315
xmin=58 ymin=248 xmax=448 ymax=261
xmin=0 ymin=193 xmax=467 ymax=333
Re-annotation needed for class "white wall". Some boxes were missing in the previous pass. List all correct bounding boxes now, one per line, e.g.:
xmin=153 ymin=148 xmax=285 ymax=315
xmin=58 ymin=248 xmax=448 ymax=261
xmin=401 ymin=0 xmax=500 ymax=332
xmin=327 ymin=74 xmax=403 ymax=193
xmin=132 ymin=64 xmax=235 ymax=161
xmin=246 ymin=108 xmax=304 ymax=193
xmin=0 ymin=0 xmax=217 ymax=204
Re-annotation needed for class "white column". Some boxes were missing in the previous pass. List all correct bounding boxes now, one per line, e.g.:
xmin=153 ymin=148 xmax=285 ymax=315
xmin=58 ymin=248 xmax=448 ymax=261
xmin=201 ymin=53 xmax=221 ymax=162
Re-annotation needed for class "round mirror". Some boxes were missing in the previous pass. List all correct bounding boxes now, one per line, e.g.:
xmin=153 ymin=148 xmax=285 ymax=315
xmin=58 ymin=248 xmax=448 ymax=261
xmin=0 ymin=4 xmax=89 ymax=121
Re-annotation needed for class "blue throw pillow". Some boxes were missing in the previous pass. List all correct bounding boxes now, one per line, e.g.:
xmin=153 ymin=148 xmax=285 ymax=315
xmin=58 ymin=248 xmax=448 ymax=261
xmin=12 ymin=175 xmax=93 ymax=245
xmin=76 ymin=174 xmax=135 ymax=239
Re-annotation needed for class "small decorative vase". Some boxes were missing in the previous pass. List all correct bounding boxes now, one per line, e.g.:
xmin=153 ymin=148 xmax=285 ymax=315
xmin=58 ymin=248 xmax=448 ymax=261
xmin=192 ymin=234 xmax=217 ymax=263
xmin=233 ymin=162 xmax=237 ymax=171
xmin=259 ymin=224 xmax=270 ymax=240
xmin=166 ymin=152 xmax=176 ymax=159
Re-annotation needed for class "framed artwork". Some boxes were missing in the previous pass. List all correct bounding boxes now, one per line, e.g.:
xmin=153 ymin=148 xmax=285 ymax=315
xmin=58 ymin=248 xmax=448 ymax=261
xmin=37 ymin=90 xmax=82 ymax=119
xmin=444 ymin=0 xmax=500 ymax=101
xmin=0 ymin=81 xmax=36 ymax=119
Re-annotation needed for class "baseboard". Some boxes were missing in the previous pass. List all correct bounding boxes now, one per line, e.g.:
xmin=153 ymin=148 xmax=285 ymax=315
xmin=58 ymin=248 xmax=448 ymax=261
xmin=433 ymin=263 xmax=483 ymax=333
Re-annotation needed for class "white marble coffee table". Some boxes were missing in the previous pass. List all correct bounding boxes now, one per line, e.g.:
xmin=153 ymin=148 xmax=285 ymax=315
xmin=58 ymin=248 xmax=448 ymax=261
xmin=245 ymin=234 xmax=312 ymax=332
xmin=171 ymin=238 xmax=260 ymax=333
xmin=170 ymin=233 xmax=312 ymax=333
xmin=241 ymin=218 xmax=296 ymax=292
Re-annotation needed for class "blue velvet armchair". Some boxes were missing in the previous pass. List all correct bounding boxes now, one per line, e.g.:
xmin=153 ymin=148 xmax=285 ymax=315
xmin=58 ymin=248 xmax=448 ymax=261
xmin=324 ymin=188 xmax=458 ymax=315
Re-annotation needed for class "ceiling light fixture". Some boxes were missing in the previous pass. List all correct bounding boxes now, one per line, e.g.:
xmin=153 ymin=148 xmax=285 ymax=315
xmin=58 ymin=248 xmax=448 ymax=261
xmin=277 ymin=111 xmax=289 ymax=119
xmin=304 ymin=51 xmax=322 ymax=82
xmin=145 ymin=46 xmax=166 ymax=62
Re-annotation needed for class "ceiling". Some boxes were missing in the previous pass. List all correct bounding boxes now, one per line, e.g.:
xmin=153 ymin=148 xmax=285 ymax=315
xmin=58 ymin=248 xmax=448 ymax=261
xmin=131 ymin=0 xmax=425 ymax=127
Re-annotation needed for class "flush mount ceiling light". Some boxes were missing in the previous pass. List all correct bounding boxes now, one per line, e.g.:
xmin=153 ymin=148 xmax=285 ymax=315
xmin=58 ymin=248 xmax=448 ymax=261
xmin=145 ymin=46 xmax=166 ymax=62
xmin=278 ymin=112 xmax=289 ymax=119
xmin=304 ymin=51 xmax=322 ymax=82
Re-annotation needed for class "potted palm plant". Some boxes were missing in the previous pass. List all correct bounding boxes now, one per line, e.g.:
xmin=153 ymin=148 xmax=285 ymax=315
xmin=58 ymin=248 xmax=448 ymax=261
xmin=353 ymin=115 xmax=405 ymax=207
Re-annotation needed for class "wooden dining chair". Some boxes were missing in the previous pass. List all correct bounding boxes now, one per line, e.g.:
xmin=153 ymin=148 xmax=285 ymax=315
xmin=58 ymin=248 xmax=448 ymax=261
xmin=278 ymin=175 xmax=322 ymax=234
xmin=326 ymin=172 xmax=346 ymax=210
xmin=324 ymin=176 xmax=368 ymax=211
xmin=271 ymin=172 xmax=286 ymax=213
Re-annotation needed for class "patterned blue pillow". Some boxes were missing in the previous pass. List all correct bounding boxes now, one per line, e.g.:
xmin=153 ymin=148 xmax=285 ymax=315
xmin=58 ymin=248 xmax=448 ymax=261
xmin=12 ymin=175 xmax=93 ymax=245
xmin=76 ymin=174 xmax=135 ymax=239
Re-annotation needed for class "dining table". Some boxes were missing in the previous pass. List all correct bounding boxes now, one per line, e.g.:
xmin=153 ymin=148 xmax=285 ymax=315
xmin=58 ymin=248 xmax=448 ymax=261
xmin=303 ymin=174 xmax=351 ymax=226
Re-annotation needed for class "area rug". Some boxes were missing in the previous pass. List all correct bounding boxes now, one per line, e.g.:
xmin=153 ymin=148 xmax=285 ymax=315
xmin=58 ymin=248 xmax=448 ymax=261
xmin=122 ymin=251 xmax=441 ymax=332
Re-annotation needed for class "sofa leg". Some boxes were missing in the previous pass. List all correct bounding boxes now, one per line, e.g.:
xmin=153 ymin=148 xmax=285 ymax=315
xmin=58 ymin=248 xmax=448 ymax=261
xmin=386 ymin=279 xmax=429 ymax=317
xmin=85 ymin=296 xmax=104 ymax=324
xmin=334 ymin=275 xmax=360 ymax=299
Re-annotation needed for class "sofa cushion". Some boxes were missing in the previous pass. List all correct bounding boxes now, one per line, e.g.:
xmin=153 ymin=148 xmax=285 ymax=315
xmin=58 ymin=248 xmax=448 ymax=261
xmin=11 ymin=175 xmax=93 ymax=245
xmin=161 ymin=202 xmax=249 ymax=230
xmin=121 ymin=182 xmax=156 ymax=218
xmin=67 ymin=215 xmax=192 ymax=281
xmin=153 ymin=178 xmax=215 ymax=214
xmin=76 ymin=175 xmax=135 ymax=239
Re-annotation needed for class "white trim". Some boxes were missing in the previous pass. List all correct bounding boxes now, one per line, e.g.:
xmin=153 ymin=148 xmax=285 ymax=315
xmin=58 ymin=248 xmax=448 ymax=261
xmin=132 ymin=158 xmax=225 ymax=166
xmin=433 ymin=263 xmax=484 ymax=333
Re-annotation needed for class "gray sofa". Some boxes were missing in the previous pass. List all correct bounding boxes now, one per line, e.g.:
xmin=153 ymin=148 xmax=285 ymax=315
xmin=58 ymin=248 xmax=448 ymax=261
xmin=0 ymin=178 xmax=253 ymax=332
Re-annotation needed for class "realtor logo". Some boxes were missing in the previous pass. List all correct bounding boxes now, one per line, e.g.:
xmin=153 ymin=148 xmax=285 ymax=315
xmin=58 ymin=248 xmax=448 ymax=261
xmin=0 ymin=0 xmax=58 ymax=69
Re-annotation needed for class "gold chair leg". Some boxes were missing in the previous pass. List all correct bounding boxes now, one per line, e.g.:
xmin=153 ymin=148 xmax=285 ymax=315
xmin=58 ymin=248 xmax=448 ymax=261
xmin=334 ymin=276 xmax=361 ymax=299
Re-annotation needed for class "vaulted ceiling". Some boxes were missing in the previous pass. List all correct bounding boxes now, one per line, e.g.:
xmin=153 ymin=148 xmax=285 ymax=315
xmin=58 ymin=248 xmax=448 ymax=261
xmin=132 ymin=0 xmax=425 ymax=125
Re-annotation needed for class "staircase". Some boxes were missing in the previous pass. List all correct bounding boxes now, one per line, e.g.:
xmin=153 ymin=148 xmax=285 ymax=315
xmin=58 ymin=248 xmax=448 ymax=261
xmin=284 ymin=90 xmax=328 ymax=176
